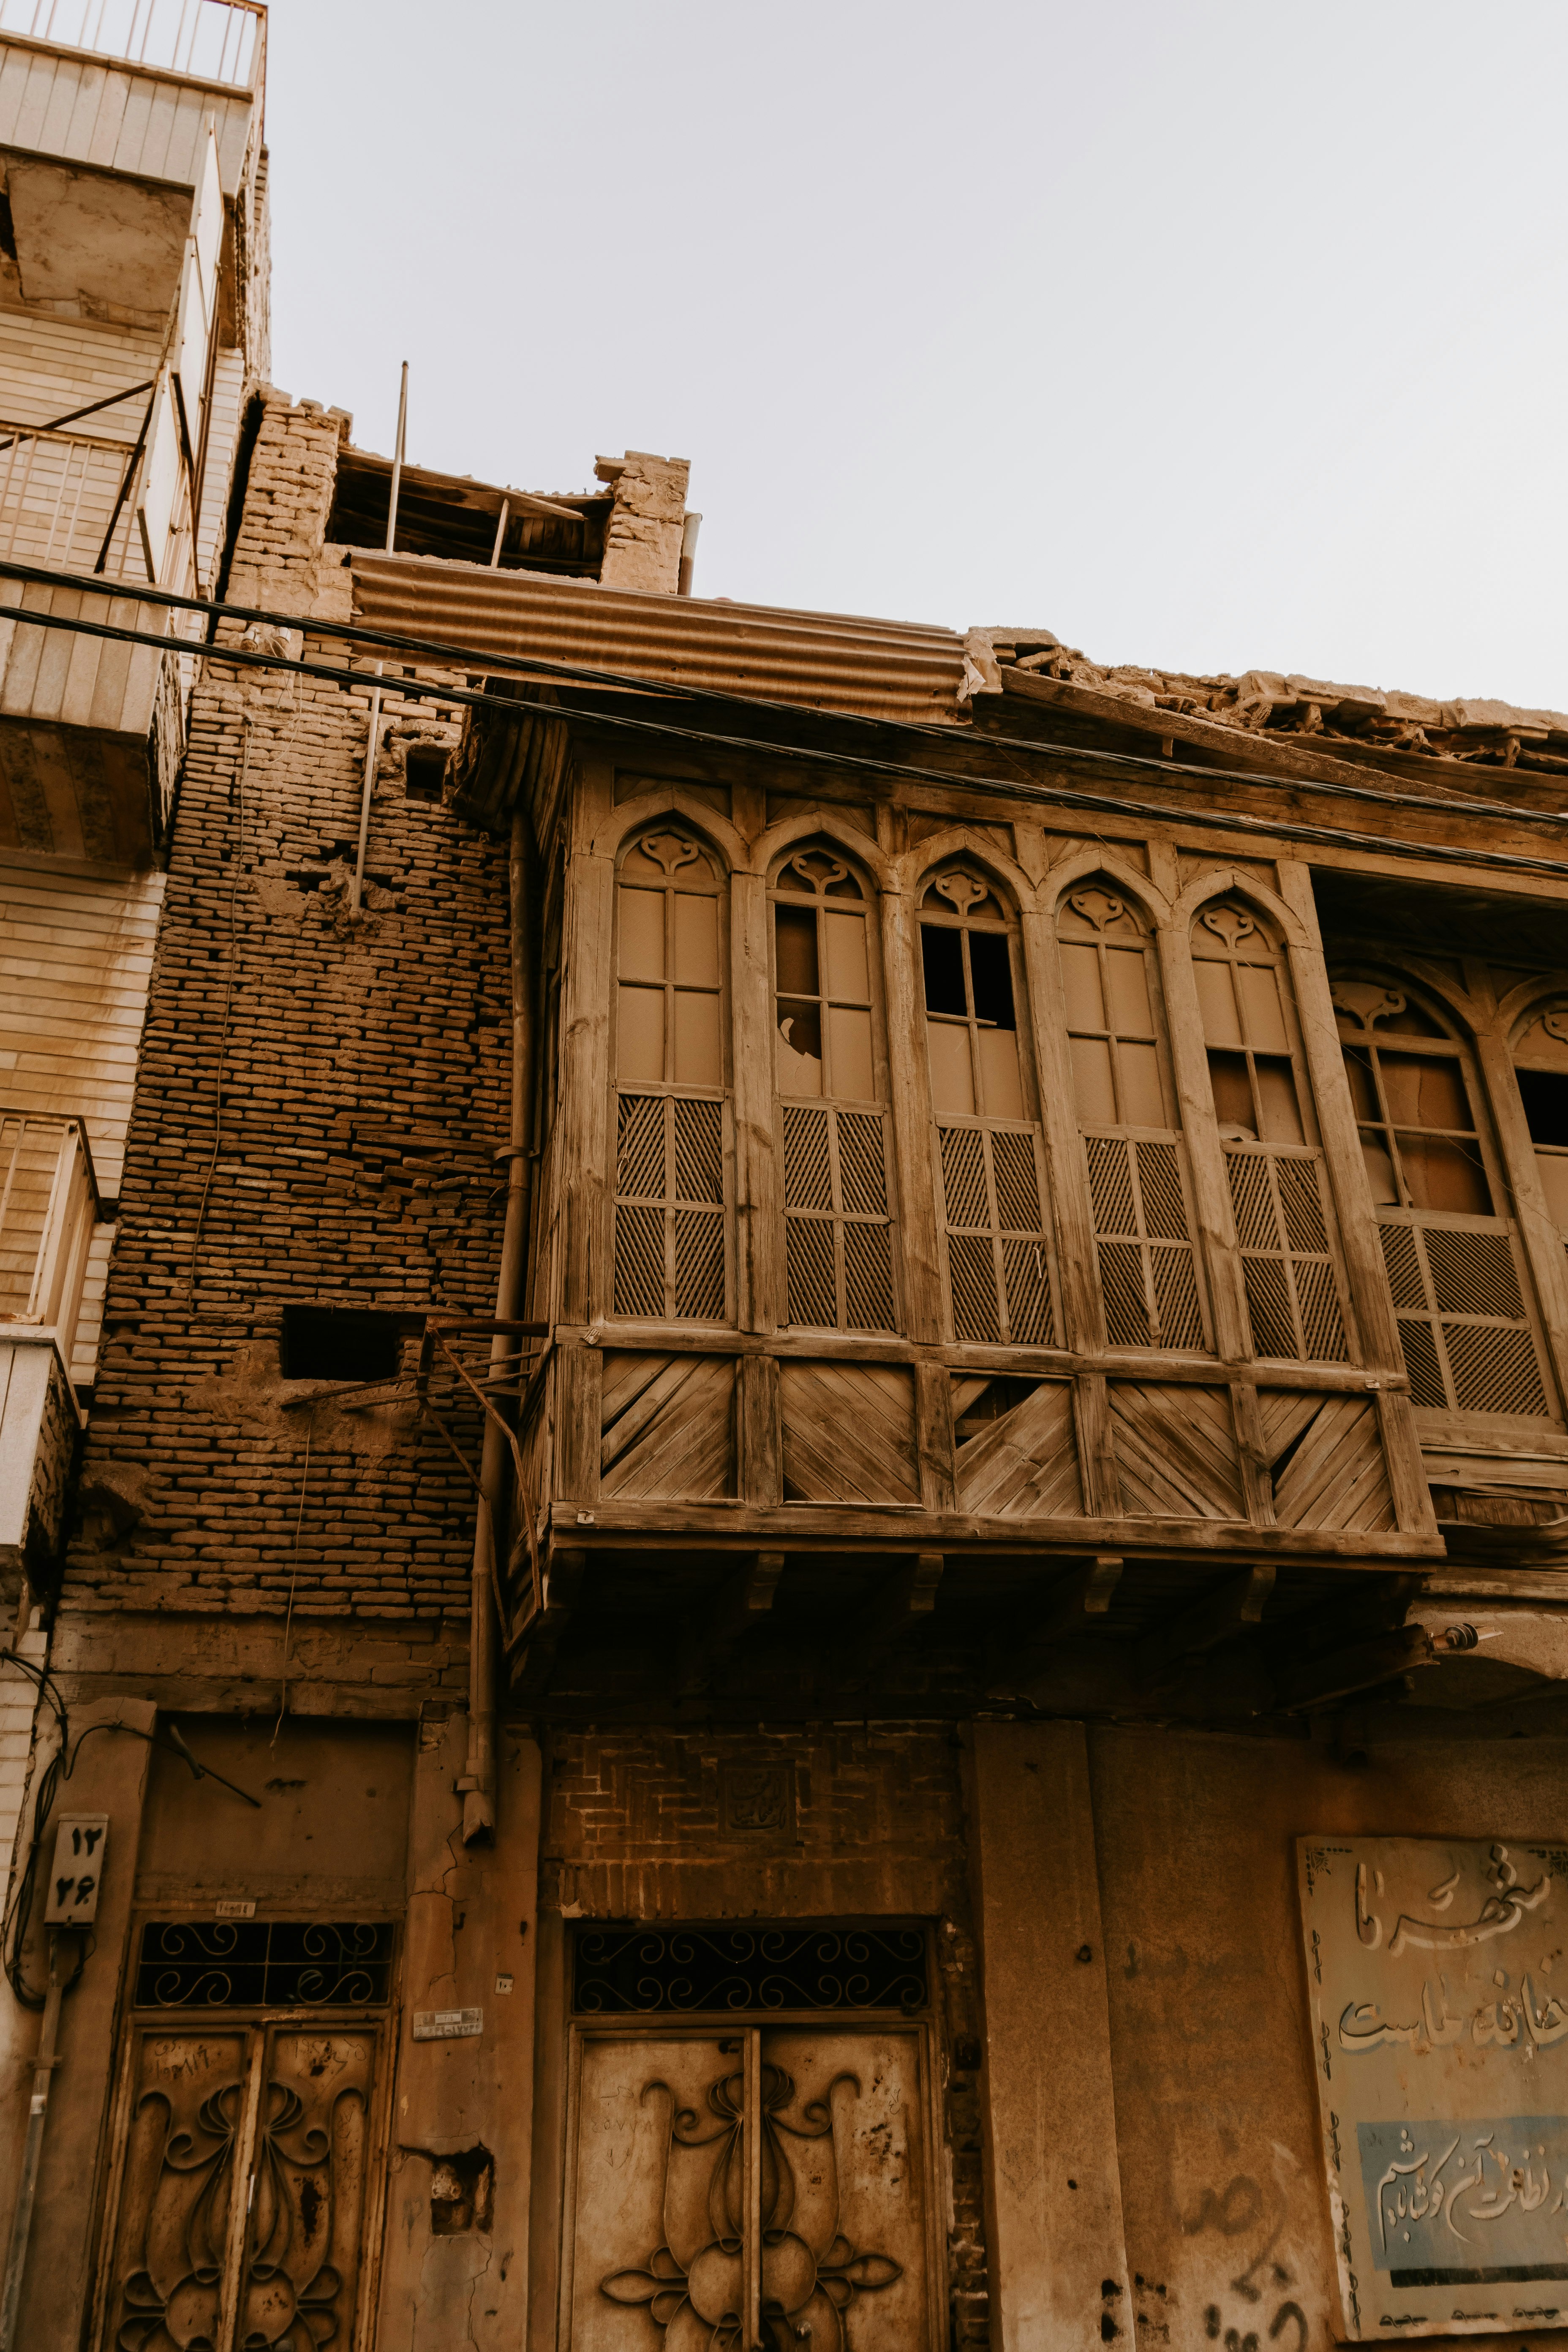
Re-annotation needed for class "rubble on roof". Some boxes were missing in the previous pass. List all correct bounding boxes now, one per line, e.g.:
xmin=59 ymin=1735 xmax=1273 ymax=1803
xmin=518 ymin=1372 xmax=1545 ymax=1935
xmin=977 ymin=630 xmax=1568 ymax=774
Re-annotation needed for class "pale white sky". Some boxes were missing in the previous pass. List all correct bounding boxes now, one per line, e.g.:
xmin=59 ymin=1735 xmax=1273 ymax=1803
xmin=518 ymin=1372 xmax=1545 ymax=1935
xmin=267 ymin=1 xmax=1566 ymax=709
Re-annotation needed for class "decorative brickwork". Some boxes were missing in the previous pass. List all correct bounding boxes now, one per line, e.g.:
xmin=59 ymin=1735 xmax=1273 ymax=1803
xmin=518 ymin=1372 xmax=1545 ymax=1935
xmin=62 ymin=395 xmax=508 ymax=1630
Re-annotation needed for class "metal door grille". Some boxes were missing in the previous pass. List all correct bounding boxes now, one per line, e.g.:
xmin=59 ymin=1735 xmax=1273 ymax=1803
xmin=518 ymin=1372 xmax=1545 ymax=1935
xmin=1225 ymin=1145 xmax=1349 ymax=1361
xmin=936 ymin=1124 xmax=1054 ymax=1344
xmin=1378 ymin=1219 xmax=1549 ymax=1415
xmin=1084 ymin=1133 xmax=1205 ymax=1350
xmin=782 ymin=1102 xmax=897 ymax=1331
xmin=613 ymin=1091 xmax=727 ymax=1321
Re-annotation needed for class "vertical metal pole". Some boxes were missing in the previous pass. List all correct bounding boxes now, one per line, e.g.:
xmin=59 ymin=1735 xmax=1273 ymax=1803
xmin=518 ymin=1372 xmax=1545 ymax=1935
xmin=489 ymin=498 xmax=509 ymax=567
xmin=0 ymin=1933 xmax=65 ymax=2352
xmin=349 ymin=362 xmax=408 ymax=917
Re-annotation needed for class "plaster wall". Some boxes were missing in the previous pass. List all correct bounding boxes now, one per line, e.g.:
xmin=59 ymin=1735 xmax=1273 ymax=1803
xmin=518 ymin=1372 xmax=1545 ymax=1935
xmin=1089 ymin=1720 xmax=1568 ymax=2352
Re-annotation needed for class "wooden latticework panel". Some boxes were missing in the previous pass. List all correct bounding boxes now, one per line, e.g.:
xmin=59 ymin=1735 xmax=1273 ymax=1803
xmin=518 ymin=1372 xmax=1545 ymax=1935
xmin=613 ymin=1092 xmax=727 ymax=1323
xmin=600 ymin=1351 xmax=737 ymax=1500
xmin=1260 ymin=1391 xmax=1394 ymax=1532
xmin=936 ymin=1126 xmax=1054 ymax=1345
xmin=781 ymin=1103 xmax=898 ymax=1332
xmin=779 ymin=1360 xmax=919 ymax=1503
xmin=1225 ymin=1145 xmax=1349 ymax=1363
xmin=951 ymin=1375 xmax=1082 ymax=1517
xmin=1377 ymin=1220 xmax=1550 ymax=1416
xmin=1110 ymin=1382 xmax=1245 ymax=1519
xmin=1086 ymin=1135 xmax=1206 ymax=1351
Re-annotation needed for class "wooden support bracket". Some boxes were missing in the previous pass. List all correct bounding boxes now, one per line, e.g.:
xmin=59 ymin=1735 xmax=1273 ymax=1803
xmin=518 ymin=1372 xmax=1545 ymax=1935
xmin=1276 ymin=1621 xmax=1436 ymax=1712
xmin=1136 ymin=1562 xmax=1275 ymax=1690
xmin=678 ymin=1552 xmax=787 ymax=1698
xmin=986 ymin=1556 xmax=1123 ymax=1700
xmin=839 ymin=1552 xmax=945 ymax=1686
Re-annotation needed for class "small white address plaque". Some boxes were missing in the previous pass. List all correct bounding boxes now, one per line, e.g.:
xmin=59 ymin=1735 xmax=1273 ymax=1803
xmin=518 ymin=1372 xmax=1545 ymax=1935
xmin=412 ymin=2007 xmax=483 ymax=2041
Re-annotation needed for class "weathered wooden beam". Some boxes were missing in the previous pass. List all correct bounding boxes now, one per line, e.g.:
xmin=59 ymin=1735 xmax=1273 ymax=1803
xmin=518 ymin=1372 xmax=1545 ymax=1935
xmin=1136 ymin=1562 xmax=1275 ymax=1690
xmin=1276 ymin=1621 xmax=1436 ymax=1712
xmin=511 ymin=1544 xmax=588 ymax=1700
xmin=677 ymin=1551 xmax=786 ymax=1697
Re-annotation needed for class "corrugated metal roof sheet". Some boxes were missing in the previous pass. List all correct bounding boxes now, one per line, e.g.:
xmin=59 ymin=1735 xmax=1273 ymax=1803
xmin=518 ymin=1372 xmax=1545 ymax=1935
xmin=348 ymin=553 xmax=968 ymax=727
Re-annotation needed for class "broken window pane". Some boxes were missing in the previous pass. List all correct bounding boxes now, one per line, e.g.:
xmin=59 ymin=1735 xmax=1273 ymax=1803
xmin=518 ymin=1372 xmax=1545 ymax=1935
xmin=1342 ymin=1047 xmax=1380 ymax=1122
xmin=618 ymin=985 xmax=665 ymax=1082
xmin=775 ymin=905 xmax=819 ymax=996
xmin=776 ymin=1001 xmax=822 ymax=1095
xmin=1359 ymin=1132 xmax=1399 ymax=1204
xmin=618 ymin=888 xmax=665 ymax=983
xmin=968 ymin=931 xmax=1015 ymax=1029
xmin=1517 ymin=1067 xmax=1568 ymax=1148
xmin=1208 ymin=1051 xmax=1256 ymax=1139
xmin=922 ymin=926 xmax=966 ymax=1018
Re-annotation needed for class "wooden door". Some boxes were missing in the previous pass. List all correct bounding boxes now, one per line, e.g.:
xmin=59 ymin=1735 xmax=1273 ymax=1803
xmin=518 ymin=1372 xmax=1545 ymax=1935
xmin=93 ymin=2017 xmax=382 ymax=2352
xmin=562 ymin=2023 xmax=936 ymax=2349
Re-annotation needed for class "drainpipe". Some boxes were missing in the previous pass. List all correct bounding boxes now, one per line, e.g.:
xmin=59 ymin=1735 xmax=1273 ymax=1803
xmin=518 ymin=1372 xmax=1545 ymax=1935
xmin=349 ymin=361 xmax=408 ymax=916
xmin=460 ymin=805 xmax=536 ymax=1843
xmin=677 ymin=510 xmax=702 ymax=597
xmin=0 ymin=1934 xmax=64 ymax=2352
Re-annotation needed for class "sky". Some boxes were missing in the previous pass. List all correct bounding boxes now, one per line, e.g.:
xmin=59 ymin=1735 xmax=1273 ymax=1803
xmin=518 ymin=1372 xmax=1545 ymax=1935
xmin=266 ymin=0 xmax=1568 ymax=709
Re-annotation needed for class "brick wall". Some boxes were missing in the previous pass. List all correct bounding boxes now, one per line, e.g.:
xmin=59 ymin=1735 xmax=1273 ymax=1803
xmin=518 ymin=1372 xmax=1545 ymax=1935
xmin=61 ymin=395 xmax=510 ymax=1636
xmin=544 ymin=1722 xmax=991 ymax=2347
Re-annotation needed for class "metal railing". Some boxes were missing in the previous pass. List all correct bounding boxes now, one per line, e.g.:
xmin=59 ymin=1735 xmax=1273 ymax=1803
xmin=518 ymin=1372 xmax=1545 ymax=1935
xmin=0 ymin=422 xmax=143 ymax=579
xmin=0 ymin=1112 xmax=101 ymax=1361
xmin=0 ymin=0 xmax=261 ymax=84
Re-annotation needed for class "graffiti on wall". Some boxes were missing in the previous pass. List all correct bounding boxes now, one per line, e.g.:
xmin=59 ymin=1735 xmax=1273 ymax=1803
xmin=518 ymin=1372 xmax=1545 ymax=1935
xmin=1298 ymin=1834 xmax=1568 ymax=2342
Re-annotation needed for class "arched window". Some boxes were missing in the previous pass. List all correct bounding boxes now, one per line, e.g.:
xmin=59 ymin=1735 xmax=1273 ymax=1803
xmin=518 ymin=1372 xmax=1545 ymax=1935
xmin=611 ymin=827 xmax=727 ymax=1322
xmin=1512 ymin=1003 xmax=1568 ymax=1236
xmin=1056 ymin=881 xmax=1206 ymax=1352
xmin=770 ymin=844 xmax=896 ymax=1333
xmin=1192 ymin=898 xmax=1348 ymax=1363
xmin=1333 ymin=976 xmax=1550 ymax=1418
xmin=920 ymin=863 xmax=1054 ymax=1344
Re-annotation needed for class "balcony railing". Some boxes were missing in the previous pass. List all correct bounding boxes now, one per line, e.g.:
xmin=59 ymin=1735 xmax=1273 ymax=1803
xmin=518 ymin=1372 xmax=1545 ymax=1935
xmin=0 ymin=0 xmax=261 ymax=84
xmin=0 ymin=422 xmax=144 ymax=580
xmin=0 ymin=1111 xmax=101 ymax=1367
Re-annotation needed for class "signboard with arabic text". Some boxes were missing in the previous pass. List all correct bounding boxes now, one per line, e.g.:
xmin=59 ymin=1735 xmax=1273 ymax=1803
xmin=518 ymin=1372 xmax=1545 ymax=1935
xmin=1299 ymin=1835 xmax=1568 ymax=2341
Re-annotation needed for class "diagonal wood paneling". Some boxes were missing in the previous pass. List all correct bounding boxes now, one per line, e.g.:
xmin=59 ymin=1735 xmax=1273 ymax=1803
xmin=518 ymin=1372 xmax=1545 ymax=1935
xmin=600 ymin=1350 xmax=736 ymax=1501
xmin=780 ymin=1360 xmax=920 ymax=1505
xmin=1262 ymin=1391 xmax=1394 ymax=1532
xmin=954 ymin=1377 xmax=1082 ymax=1519
xmin=1110 ymin=1383 xmax=1245 ymax=1520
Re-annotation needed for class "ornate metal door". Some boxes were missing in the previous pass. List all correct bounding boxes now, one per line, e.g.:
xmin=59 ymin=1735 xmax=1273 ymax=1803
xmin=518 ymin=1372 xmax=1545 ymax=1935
xmin=561 ymin=2023 xmax=937 ymax=2350
xmin=93 ymin=2018 xmax=382 ymax=2352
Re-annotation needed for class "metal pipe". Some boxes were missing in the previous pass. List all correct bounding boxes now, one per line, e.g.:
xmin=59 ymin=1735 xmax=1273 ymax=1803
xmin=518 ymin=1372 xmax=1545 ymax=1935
xmin=460 ymin=806 xmax=536 ymax=1844
xmin=489 ymin=498 xmax=509 ymax=568
xmin=349 ymin=363 xmax=408 ymax=917
xmin=677 ymin=509 xmax=702 ymax=597
xmin=0 ymin=1932 xmax=64 ymax=2352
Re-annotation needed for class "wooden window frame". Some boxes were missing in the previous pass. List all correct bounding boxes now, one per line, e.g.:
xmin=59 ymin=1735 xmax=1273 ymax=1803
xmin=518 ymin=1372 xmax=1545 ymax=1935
xmin=1332 ymin=972 xmax=1558 ymax=1427
xmin=917 ymin=862 xmax=1061 ymax=1347
xmin=609 ymin=825 xmax=735 ymax=1329
xmin=767 ymin=844 xmax=901 ymax=1336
